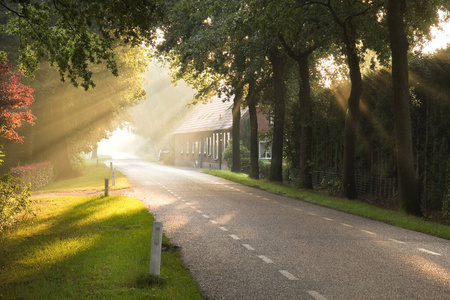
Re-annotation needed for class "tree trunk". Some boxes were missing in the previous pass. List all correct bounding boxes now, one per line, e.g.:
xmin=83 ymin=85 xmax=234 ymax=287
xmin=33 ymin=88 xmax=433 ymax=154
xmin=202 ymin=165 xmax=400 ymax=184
xmin=297 ymin=55 xmax=313 ymax=189
xmin=387 ymin=0 xmax=422 ymax=216
xmin=247 ymin=80 xmax=259 ymax=179
xmin=269 ymin=49 xmax=286 ymax=182
xmin=341 ymin=20 xmax=361 ymax=200
xmin=91 ymin=144 xmax=98 ymax=159
xmin=231 ymin=86 xmax=243 ymax=172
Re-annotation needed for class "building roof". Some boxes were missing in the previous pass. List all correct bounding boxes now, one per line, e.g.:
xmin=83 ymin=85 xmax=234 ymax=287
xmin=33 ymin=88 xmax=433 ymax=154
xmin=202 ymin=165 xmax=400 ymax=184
xmin=173 ymin=96 xmax=236 ymax=134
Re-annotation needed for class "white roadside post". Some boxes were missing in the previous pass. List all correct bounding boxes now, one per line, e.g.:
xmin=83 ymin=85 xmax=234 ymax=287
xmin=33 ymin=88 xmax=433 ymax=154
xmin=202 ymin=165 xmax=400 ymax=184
xmin=111 ymin=168 xmax=116 ymax=186
xmin=150 ymin=221 xmax=163 ymax=276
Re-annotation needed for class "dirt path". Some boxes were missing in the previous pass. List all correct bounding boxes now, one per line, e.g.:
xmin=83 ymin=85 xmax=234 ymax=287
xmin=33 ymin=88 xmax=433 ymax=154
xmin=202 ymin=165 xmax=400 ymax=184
xmin=32 ymin=188 xmax=133 ymax=198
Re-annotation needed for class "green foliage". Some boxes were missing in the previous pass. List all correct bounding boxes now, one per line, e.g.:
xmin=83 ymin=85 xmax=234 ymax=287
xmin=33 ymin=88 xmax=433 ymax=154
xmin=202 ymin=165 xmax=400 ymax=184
xmin=1 ymin=1 xmax=162 ymax=89
xmin=0 ymin=174 xmax=32 ymax=232
xmin=258 ymin=159 xmax=271 ymax=179
xmin=443 ymin=159 xmax=450 ymax=219
xmin=223 ymin=140 xmax=250 ymax=172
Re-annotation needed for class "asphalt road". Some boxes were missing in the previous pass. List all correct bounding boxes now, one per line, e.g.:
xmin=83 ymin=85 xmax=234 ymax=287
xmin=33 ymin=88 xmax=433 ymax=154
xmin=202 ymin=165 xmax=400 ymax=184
xmin=110 ymin=158 xmax=450 ymax=300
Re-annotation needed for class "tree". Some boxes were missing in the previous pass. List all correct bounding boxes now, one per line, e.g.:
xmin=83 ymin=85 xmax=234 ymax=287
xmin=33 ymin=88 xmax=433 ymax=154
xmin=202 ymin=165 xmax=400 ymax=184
xmin=306 ymin=0 xmax=384 ymax=199
xmin=1 ymin=0 xmax=162 ymax=89
xmin=387 ymin=0 xmax=422 ymax=216
xmin=267 ymin=48 xmax=287 ymax=182
xmin=0 ymin=57 xmax=34 ymax=143
xmin=277 ymin=1 xmax=332 ymax=188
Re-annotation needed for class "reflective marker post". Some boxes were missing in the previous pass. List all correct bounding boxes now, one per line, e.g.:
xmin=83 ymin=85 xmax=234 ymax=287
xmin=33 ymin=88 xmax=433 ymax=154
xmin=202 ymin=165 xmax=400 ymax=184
xmin=111 ymin=168 xmax=116 ymax=186
xmin=150 ymin=221 xmax=163 ymax=276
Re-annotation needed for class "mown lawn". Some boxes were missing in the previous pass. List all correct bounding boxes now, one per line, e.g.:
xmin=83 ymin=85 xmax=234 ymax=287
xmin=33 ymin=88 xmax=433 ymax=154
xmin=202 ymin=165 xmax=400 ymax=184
xmin=36 ymin=159 xmax=130 ymax=192
xmin=204 ymin=170 xmax=450 ymax=240
xmin=0 ymin=159 xmax=203 ymax=299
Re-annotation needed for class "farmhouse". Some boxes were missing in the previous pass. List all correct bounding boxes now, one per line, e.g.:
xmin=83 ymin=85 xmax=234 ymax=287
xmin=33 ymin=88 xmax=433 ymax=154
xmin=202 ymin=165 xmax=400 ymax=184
xmin=172 ymin=96 xmax=271 ymax=169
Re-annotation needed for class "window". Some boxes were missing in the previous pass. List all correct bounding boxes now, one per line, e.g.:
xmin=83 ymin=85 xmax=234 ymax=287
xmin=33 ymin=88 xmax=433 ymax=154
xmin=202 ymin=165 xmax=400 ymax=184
xmin=259 ymin=142 xmax=272 ymax=159
xmin=204 ymin=138 xmax=207 ymax=154
xmin=181 ymin=142 xmax=183 ymax=154
xmin=214 ymin=133 xmax=219 ymax=159
xmin=192 ymin=142 xmax=195 ymax=154
xmin=195 ymin=141 xmax=199 ymax=154
xmin=186 ymin=142 xmax=189 ymax=154
xmin=208 ymin=137 xmax=212 ymax=156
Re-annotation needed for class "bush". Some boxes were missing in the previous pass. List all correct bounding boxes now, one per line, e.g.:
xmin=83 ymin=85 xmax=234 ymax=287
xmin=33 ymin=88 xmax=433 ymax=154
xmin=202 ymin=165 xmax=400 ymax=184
xmin=0 ymin=174 xmax=32 ymax=232
xmin=443 ymin=160 xmax=450 ymax=220
xmin=10 ymin=161 xmax=54 ymax=190
xmin=259 ymin=159 xmax=271 ymax=179
xmin=223 ymin=141 xmax=250 ymax=172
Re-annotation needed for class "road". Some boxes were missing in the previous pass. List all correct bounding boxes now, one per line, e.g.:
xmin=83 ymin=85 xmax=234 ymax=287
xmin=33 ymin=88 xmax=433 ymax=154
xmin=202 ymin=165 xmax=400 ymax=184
xmin=110 ymin=158 xmax=450 ymax=300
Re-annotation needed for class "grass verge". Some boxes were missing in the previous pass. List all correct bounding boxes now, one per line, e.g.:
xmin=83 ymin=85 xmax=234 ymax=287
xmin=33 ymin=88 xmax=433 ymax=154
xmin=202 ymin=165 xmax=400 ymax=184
xmin=204 ymin=170 xmax=450 ymax=240
xmin=0 ymin=195 xmax=203 ymax=299
xmin=1 ymin=159 xmax=203 ymax=299
xmin=36 ymin=159 xmax=130 ymax=192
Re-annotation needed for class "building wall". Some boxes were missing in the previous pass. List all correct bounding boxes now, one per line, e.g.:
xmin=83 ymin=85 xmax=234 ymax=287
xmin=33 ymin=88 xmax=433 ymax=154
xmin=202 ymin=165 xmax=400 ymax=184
xmin=174 ymin=130 xmax=231 ymax=169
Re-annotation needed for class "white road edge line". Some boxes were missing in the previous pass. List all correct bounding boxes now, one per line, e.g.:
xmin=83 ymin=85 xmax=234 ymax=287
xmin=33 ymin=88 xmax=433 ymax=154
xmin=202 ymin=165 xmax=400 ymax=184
xmin=242 ymin=244 xmax=255 ymax=251
xmin=307 ymin=290 xmax=328 ymax=300
xmin=257 ymin=255 xmax=274 ymax=264
xmin=418 ymin=248 xmax=442 ymax=256
xmin=279 ymin=270 xmax=299 ymax=280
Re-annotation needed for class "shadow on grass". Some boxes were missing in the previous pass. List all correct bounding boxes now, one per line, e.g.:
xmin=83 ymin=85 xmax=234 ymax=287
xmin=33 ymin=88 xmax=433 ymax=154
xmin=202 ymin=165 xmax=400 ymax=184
xmin=0 ymin=195 xmax=183 ymax=299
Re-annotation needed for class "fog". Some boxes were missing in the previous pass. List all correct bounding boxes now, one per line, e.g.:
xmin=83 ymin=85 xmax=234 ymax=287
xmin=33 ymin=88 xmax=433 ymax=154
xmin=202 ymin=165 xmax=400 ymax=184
xmin=98 ymin=61 xmax=196 ymax=159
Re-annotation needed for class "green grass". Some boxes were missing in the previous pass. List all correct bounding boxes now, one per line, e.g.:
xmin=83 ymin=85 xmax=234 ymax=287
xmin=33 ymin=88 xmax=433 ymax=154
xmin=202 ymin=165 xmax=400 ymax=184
xmin=0 ymin=158 xmax=203 ymax=299
xmin=0 ymin=195 xmax=203 ymax=299
xmin=204 ymin=170 xmax=450 ymax=240
xmin=37 ymin=159 xmax=130 ymax=192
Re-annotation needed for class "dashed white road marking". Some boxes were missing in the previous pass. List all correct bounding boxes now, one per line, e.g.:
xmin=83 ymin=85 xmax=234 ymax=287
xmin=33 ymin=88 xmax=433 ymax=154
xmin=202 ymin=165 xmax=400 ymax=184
xmin=418 ymin=248 xmax=442 ymax=256
xmin=202 ymin=214 xmax=210 ymax=219
xmin=308 ymin=290 xmax=328 ymax=300
xmin=209 ymin=220 xmax=218 ymax=224
xmin=185 ymin=202 xmax=191 ymax=205
xmin=242 ymin=244 xmax=255 ymax=251
xmin=361 ymin=230 xmax=377 ymax=235
xmin=257 ymin=255 xmax=274 ymax=264
xmin=323 ymin=217 xmax=333 ymax=221
xmin=388 ymin=238 xmax=406 ymax=245
xmin=181 ymin=199 xmax=186 ymax=202
xmin=295 ymin=208 xmax=302 ymax=212
xmin=308 ymin=212 xmax=318 ymax=216
xmin=219 ymin=226 xmax=228 ymax=231
xmin=279 ymin=270 xmax=299 ymax=280
xmin=230 ymin=234 xmax=240 ymax=240
xmin=196 ymin=210 xmax=202 ymax=213
xmin=341 ymin=223 xmax=353 ymax=227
